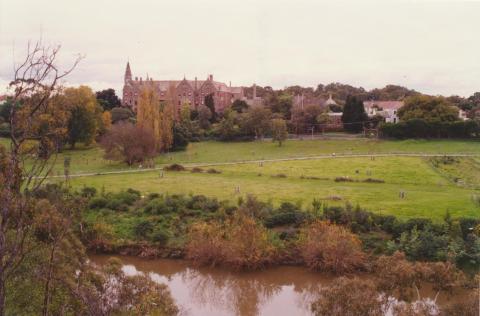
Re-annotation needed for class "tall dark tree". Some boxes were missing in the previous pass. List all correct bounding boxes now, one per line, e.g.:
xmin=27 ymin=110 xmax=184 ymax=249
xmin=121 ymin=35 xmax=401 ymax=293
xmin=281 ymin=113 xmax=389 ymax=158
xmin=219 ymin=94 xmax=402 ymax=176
xmin=204 ymin=93 xmax=217 ymax=122
xmin=341 ymin=95 xmax=368 ymax=133
xmin=96 ymin=88 xmax=121 ymax=111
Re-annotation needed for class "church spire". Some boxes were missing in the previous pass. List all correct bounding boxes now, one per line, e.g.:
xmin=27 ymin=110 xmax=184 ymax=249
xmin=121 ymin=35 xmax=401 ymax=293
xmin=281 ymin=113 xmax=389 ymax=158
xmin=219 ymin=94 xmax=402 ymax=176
xmin=124 ymin=61 xmax=132 ymax=82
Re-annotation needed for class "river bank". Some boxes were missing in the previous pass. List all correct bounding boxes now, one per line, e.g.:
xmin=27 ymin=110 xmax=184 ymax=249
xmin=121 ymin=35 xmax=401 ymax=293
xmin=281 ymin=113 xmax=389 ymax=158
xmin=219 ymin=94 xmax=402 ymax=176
xmin=90 ymin=254 xmax=471 ymax=316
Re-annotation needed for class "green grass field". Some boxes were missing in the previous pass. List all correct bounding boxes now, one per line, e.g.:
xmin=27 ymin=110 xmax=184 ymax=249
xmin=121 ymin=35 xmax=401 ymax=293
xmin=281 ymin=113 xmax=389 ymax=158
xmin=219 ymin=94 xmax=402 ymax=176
xmin=2 ymin=137 xmax=479 ymax=220
xmin=66 ymin=156 xmax=480 ymax=220
xmin=2 ymin=137 xmax=480 ymax=175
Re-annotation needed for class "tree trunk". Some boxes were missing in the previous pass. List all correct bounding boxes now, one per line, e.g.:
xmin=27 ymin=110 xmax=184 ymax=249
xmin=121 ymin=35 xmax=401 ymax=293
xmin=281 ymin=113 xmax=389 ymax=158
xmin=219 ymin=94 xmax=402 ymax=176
xmin=42 ymin=245 xmax=56 ymax=316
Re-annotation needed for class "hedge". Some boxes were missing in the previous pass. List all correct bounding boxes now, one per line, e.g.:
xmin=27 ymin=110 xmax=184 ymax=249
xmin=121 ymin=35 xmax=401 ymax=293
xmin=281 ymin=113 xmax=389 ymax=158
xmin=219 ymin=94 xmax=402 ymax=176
xmin=380 ymin=119 xmax=480 ymax=139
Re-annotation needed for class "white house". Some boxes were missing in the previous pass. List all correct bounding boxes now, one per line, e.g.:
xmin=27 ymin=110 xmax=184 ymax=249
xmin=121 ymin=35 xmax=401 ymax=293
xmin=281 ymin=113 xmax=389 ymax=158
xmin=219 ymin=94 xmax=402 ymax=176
xmin=458 ymin=109 xmax=468 ymax=121
xmin=363 ymin=100 xmax=404 ymax=123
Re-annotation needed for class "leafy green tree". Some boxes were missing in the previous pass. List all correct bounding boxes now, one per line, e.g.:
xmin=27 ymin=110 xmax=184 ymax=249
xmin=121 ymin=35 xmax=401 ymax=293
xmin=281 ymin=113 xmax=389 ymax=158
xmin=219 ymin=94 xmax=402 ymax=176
xmin=67 ymin=103 xmax=97 ymax=148
xmin=266 ymin=93 xmax=292 ymax=119
xmin=398 ymin=95 xmax=459 ymax=122
xmin=216 ymin=110 xmax=239 ymax=141
xmin=341 ymin=95 xmax=368 ymax=133
xmin=63 ymin=86 xmax=100 ymax=148
xmin=244 ymin=106 xmax=271 ymax=139
xmin=367 ymin=84 xmax=419 ymax=101
xmin=271 ymin=118 xmax=288 ymax=146
xmin=95 ymin=88 xmax=121 ymax=111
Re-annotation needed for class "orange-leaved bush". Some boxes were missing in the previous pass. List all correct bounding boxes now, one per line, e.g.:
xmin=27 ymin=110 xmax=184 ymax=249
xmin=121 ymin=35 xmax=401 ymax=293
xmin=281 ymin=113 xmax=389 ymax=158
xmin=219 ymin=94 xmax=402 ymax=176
xmin=186 ymin=214 xmax=276 ymax=270
xmin=299 ymin=220 xmax=366 ymax=273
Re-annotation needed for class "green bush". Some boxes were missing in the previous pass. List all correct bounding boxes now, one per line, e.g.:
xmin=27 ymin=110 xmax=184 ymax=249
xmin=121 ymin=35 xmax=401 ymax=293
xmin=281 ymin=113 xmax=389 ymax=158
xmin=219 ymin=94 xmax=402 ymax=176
xmin=134 ymin=220 xmax=154 ymax=239
xmin=187 ymin=195 xmax=220 ymax=212
xmin=264 ymin=211 xmax=306 ymax=228
xmin=151 ymin=228 xmax=171 ymax=245
xmin=106 ymin=199 xmax=126 ymax=211
xmin=144 ymin=198 xmax=168 ymax=214
xmin=380 ymin=119 xmax=480 ymax=139
xmin=111 ymin=190 xmax=140 ymax=206
xmin=89 ymin=197 xmax=108 ymax=209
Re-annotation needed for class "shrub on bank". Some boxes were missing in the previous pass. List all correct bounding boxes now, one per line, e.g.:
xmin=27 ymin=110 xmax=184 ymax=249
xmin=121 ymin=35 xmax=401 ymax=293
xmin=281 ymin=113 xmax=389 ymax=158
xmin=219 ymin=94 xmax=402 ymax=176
xmin=299 ymin=221 xmax=367 ymax=273
xmin=186 ymin=214 xmax=276 ymax=270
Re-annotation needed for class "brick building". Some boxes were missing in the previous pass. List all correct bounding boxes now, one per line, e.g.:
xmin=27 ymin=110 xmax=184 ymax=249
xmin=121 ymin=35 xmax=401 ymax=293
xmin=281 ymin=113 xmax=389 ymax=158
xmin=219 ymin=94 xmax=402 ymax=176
xmin=122 ymin=62 xmax=243 ymax=113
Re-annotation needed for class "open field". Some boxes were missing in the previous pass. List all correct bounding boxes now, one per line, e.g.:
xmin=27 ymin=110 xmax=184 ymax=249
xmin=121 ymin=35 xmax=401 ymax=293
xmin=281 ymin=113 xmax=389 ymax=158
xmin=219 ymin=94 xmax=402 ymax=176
xmin=66 ymin=156 xmax=480 ymax=220
xmin=2 ymin=137 xmax=480 ymax=175
xmin=2 ymin=137 xmax=479 ymax=220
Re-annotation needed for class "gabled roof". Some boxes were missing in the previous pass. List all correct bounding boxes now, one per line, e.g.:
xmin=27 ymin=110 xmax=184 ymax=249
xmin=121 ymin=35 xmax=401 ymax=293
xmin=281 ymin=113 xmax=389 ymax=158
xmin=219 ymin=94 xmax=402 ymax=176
xmin=127 ymin=77 xmax=241 ymax=94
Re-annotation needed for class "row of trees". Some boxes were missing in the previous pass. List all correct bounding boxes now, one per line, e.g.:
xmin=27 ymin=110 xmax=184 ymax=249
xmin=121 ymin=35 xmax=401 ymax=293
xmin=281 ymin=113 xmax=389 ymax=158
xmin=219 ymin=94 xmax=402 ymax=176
xmin=0 ymin=85 xmax=111 ymax=149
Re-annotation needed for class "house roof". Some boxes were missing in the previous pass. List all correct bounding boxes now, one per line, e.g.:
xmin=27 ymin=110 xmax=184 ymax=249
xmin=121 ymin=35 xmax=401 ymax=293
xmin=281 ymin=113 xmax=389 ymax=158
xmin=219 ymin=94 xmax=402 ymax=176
xmin=128 ymin=78 xmax=241 ymax=93
xmin=363 ymin=100 xmax=404 ymax=110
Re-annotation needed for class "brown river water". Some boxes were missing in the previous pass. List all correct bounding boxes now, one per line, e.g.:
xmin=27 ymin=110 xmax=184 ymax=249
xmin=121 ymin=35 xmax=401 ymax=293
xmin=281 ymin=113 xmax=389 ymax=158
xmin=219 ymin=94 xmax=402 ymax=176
xmin=90 ymin=255 xmax=469 ymax=316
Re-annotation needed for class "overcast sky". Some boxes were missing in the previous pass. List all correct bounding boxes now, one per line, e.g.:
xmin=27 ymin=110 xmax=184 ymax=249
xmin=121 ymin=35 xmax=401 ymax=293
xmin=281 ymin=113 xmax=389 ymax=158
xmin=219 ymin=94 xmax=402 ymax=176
xmin=1 ymin=0 xmax=479 ymax=96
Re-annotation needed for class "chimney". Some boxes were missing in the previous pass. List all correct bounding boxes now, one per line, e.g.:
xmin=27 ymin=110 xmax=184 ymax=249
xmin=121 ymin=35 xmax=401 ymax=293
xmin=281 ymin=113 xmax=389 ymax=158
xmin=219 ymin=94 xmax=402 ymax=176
xmin=195 ymin=77 xmax=198 ymax=90
xmin=253 ymin=83 xmax=257 ymax=99
xmin=135 ymin=76 xmax=138 ymax=81
xmin=209 ymin=74 xmax=213 ymax=81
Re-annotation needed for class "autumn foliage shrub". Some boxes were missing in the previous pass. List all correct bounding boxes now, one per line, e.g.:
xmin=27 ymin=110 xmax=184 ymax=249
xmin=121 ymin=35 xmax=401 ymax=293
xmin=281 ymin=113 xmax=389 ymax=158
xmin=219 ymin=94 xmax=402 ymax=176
xmin=299 ymin=221 xmax=366 ymax=273
xmin=186 ymin=214 xmax=276 ymax=270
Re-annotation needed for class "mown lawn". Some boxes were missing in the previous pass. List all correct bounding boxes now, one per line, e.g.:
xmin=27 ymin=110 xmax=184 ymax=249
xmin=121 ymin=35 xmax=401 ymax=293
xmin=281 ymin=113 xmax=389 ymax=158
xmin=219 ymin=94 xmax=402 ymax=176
xmin=64 ymin=156 xmax=480 ymax=220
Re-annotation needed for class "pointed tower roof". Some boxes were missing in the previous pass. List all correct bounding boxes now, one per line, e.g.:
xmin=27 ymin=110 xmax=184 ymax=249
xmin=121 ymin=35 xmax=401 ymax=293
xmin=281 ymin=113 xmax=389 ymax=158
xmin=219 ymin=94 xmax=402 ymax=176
xmin=124 ymin=62 xmax=132 ymax=82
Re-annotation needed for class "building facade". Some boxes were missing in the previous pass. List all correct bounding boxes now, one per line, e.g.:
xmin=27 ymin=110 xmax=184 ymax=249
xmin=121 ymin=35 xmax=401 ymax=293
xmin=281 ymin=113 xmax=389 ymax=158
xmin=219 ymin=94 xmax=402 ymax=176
xmin=363 ymin=100 xmax=404 ymax=123
xmin=122 ymin=62 xmax=244 ymax=113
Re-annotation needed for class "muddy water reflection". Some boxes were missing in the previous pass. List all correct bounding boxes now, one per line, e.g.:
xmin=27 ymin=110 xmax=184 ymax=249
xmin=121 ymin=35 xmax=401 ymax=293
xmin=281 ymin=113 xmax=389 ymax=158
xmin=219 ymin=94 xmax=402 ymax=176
xmin=90 ymin=255 xmax=463 ymax=316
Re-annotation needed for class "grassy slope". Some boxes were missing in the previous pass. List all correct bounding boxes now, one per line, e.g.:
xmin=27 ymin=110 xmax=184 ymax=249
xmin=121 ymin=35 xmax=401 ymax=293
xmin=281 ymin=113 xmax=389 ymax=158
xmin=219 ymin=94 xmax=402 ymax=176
xmin=3 ymin=137 xmax=479 ymax=220
xmin=66 ymin=156 xmax=480 ymax=220
xmin=2 ymin=137 xmax=479 ymax=174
